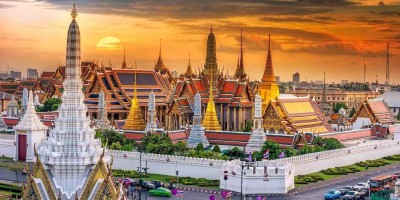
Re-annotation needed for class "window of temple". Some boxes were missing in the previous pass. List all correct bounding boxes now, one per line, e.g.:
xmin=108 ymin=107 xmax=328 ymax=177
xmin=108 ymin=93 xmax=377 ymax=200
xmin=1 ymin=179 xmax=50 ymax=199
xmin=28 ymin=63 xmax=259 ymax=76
xmin=269 ymin=129 xmax=276 ymax=134
xmin=277 ymin=129 xmax=284 ymax=134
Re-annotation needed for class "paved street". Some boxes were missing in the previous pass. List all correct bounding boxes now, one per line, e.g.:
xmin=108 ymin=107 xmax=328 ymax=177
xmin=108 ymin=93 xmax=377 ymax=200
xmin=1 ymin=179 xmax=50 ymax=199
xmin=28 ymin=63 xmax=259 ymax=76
xmin=0 ymin=167 xmax=26 ymax=183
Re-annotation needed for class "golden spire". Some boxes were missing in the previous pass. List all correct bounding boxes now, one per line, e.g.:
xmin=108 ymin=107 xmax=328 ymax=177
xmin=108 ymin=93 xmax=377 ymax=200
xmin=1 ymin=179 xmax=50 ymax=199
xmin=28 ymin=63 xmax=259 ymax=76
xmin=258 ymin=34 xmax=279 ymax=111
xmin=71 ymin=3 xmax=78 ymax=19
xmin=202 ymin=73 xmax=222 ymax=131
xmin=123 ymin=63 xmax=146 ymax=131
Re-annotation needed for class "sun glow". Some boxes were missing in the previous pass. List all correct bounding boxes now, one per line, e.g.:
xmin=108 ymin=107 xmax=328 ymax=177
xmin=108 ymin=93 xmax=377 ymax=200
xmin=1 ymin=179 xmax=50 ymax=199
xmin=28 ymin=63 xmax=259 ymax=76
xmin=96 ymin=36 xmax=122 ymax=50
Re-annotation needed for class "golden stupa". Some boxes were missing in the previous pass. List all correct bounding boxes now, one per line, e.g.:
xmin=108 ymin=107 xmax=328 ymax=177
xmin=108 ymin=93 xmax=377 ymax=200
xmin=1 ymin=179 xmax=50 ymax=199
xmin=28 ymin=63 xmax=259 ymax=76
xmin=258 ymin=34 xmax=279 ymax=111
xmin=123 ymin=66 xmax=146 ymax=131
xmin=202 ymin=74 xmax=222 ymax=131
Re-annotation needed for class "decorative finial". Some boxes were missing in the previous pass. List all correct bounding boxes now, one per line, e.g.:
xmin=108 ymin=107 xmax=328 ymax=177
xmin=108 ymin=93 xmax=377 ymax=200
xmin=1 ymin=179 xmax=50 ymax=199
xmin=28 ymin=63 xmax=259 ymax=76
xmin=268 ymin=34 xmax=271 ymax=51
xmin=211 ymin=25 xmax=213 ymax=33
xmin=71 ymin=3 xmax=78 ymax=19
xmin=188 ymin=51 xmax=191 ymax=66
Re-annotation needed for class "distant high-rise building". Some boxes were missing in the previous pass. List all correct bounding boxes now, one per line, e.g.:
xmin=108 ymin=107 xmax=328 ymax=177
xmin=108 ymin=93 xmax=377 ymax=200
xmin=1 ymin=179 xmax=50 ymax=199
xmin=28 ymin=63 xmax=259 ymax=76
xmin=275 ymin=76 xmax=280 ymax=83
xmin=0 ymin=72 xmax=9 ymax=80
xmin=27 ymin=68 xmax=38 ymax=79
xmin=293 ymin=72 xmax=300 ymax=85
xmin=9 ymin=70 xmax=21 ymax=80
xmin=341 ymin=80 xmax=349 ymax=85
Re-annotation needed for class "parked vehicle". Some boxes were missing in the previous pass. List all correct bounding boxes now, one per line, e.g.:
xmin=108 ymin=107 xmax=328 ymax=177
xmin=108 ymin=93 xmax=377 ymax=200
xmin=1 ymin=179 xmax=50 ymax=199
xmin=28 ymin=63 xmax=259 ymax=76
xmin=392 ymin=172 xmax=400 ymax=180
xmin=340 ymin=186 xmax=353 ymax=195
xmin=151 ymin=180 xmax=165 ymax=188
xmin=148 ymin=187 xmax=172 ymax=197
xmin=369 ymin=175 xmax=394 ymax=193
xmin=353 ymin=182 xmax=369 ymax=191
xmin=142 ymin=181 xmax=156 ymax=190
xmin=342 ymin=191 xmax=360 ymax=200
xmin=324 ymin=189 xmax=342 ymax=200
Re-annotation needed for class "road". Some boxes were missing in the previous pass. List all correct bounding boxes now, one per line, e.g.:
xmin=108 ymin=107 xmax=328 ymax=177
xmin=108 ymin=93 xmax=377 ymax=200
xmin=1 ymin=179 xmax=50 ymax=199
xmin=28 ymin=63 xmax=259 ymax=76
xmin=146 ymin=164 xmax=400 ymax=200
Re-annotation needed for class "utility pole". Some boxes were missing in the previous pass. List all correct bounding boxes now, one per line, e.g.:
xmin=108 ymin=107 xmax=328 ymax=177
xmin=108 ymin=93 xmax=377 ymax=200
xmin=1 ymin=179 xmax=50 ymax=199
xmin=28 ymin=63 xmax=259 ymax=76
xmin=143 ymin=159 xmax=149 ymax=200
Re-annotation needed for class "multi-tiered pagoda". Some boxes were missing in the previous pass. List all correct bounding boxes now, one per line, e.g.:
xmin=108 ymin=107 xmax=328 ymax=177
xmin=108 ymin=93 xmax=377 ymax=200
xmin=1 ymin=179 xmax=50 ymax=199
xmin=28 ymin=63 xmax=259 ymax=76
xmin=22 ymin=4 xmax=121 ymax=200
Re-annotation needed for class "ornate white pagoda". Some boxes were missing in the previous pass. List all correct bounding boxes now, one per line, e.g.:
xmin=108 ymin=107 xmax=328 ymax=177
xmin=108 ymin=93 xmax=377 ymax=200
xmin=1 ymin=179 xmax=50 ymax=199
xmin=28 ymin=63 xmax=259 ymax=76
xmin=14 ymin=90 xmax=47 ymax=162
xmin=187 ymin=93 xmax=210 ymax=148
xmin=21 ymin=88 xmax=28 ymax=116
xmin=96 ymin=90 xmax=111 ymax=129
xmin=246 ymin=94 xmax=266 ymax=153
xmin=145 ymin=90 xmax=158 ymax=132
xmin=34 ymin=93 xmax=43 ymax=107
xmin=6 ymin=95 xmax=19 ymax=118
xmin=23 ymin=4 xmax=121 ymax=200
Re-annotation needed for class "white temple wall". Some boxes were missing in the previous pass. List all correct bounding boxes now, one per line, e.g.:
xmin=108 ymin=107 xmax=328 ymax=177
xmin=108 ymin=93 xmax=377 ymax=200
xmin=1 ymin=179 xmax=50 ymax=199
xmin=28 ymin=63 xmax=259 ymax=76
xmin=277 ymin=139 xmax=400 ymax=176
xmin=0 ymin=139 xmax=15 ymax=158
xmin=352 ymin=117 xmax=371 ymax=130
xmin=110 ymin=151 xmax=224 ymax=179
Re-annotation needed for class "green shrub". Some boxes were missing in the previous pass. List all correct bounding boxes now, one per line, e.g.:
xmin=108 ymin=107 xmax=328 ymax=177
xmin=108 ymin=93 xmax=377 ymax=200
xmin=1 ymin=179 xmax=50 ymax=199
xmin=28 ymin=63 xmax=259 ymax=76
xmin=0 ymin=183 xmax=22 ymax=194
xmin=309 ymin=174 xmax=324 ymax=180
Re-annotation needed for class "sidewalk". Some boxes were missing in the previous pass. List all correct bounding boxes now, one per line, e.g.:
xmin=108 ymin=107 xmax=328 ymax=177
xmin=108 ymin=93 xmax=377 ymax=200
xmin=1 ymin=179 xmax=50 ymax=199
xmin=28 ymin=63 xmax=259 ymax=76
xmin=288 ymin=162 xmax=400 ymax=195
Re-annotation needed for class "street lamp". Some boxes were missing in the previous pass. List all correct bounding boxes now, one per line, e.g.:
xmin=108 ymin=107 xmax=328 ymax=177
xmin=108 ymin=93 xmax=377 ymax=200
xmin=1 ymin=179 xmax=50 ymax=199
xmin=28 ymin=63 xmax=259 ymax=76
xmin=14 ymin=170 xmax=18 ymax=183
xmin=137 ymin=146 xmax=143 ymax=200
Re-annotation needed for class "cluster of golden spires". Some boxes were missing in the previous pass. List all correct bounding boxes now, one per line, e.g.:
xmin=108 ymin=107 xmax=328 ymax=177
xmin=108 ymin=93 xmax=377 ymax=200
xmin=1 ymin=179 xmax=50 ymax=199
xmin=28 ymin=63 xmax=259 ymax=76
xmin=123 ymin=65 xmax=146 ymax=131
xmin=258 ymin=34 xmax=280 ymax=111
xmin=202 ymin=74 xmax=222 ymax=131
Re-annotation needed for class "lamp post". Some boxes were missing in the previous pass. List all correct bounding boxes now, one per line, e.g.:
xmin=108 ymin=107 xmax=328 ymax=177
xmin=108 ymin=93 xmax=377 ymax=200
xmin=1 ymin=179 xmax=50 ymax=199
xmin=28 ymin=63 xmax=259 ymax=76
xmin=143 ymin=159 xmax=149 ymax=200
xmin=14 ymin=170 xmax=18 ymax=183
xmin=137 ymin=146 xmax=143 ymax=200
xmin=240 ymin=147 xmax=246 ymax=200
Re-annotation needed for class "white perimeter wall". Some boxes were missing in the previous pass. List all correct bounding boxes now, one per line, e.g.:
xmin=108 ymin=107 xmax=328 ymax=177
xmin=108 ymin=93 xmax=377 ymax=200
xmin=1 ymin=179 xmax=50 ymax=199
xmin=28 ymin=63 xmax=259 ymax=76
xmin=277 ymin=139 xmax=400 ymax=176
xmin=110 ymin=151 xmax=225 ymax=179
xmin=0 ymin=139 xmax=15 ymax=158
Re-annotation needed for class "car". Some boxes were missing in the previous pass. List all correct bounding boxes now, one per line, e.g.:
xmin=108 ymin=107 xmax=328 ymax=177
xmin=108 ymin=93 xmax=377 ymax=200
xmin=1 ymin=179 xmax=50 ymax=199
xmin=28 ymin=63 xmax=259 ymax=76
xmin=324 ymin=189 xmax=342 ymax=200
xmin=148 ymin=187 xmax=172 ymax=197
xmin=340 ymin=186 xmax=353 ymax=195
xmin=151 ymin=180 xmax=165 ymax=188
xmin=353 ymin=182 xmax=369 ymax=191
xmin=342 ymin=191 xmax=360 ymax=200
xmin=392 ymin=173 xmax=400 ymax=180
xmin=142 ymin=181 xmax=156 ymax=190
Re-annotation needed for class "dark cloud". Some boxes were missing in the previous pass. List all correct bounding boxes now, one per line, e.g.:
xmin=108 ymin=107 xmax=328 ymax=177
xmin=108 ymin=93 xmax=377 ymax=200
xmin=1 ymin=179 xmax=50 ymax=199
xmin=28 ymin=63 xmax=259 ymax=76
xmin=286 ymin=43 xmax=386 ymax=57
xmin=34 ymin=0 xmax=356 ymax=21
xmin=0 ymin=2 xmax=13 ymax=8
xmin=295 ymin=0 xmax=357 ymax=6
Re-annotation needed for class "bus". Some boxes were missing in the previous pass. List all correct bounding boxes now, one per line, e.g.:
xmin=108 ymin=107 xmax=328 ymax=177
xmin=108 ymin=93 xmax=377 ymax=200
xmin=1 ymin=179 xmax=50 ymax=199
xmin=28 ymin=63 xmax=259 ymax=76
xmin=369 ymin=175 xmax=394 ymax=193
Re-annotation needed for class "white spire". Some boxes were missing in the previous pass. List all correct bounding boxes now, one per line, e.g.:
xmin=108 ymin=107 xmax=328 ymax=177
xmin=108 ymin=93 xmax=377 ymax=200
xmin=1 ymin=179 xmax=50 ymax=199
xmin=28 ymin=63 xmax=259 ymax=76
xmin=145 ymin=90 xmax=157 ymax=132
xmin=15 ymin=90 xmax=47 ymax=131
xmin=38 ymin=4 xmax=104 ymax=198
xmin=246 ymin=93 xmax=266 ymax=153
xmin=187 ymin=93 xmax=209 ymax=148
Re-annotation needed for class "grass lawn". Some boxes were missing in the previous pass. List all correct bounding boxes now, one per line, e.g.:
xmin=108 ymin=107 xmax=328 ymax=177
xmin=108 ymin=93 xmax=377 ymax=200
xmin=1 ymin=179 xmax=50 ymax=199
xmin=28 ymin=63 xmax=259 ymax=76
xmin=295 ymin=156 xmax=400 ymax=186
xmin=0 ymin=157 xmax=26 ymax=171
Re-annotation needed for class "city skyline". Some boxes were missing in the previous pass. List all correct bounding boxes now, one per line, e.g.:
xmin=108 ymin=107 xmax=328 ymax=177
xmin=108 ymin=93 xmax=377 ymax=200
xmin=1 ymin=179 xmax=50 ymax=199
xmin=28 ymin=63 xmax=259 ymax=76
xmin=0 ymin=0 xmax=399 ymax=83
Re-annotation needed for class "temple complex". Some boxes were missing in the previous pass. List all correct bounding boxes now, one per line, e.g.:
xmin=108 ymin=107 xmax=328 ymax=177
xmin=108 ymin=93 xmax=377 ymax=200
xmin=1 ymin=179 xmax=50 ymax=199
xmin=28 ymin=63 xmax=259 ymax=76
xmin=258 ymin=35 xmax=280 ymax=110
xmin=187 ymin=93 xmax=210 ymax=147
xmin=22 ymin=5 xmax=121 ymax=199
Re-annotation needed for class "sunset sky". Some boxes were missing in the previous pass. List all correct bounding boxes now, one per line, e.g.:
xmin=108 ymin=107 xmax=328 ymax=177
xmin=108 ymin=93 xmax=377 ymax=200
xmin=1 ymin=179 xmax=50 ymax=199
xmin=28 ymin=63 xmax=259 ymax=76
xmin=0 ymin=0 xmax=399 ymax=84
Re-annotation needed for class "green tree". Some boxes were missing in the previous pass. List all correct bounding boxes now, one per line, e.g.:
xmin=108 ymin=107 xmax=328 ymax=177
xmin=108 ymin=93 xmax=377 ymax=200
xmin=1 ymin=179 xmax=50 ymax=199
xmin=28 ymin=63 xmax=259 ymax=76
xmin=110 ymin=142 xmax=122 ymax=150
xmin=39 ymin=98 xmax=62 ymax=112
xmin=195 ymin=143 xmax=205 ymax=151
xmin=397 ymin=111 xmax=400 ymax=120
xmin=333 ymin=102 xmax=348 ymax=113
xmin=224 ymin=147 xmax=245 ymax=159
xmin=323 ymin=138 xmax=345 ymax=150
xmin=173 ymin=141 xmax=188 ymax=155
xmin=95 ymin=129 xmax=135 ymax=149
xmin=283 ymin=147 xmax=298 ymax=157
xmin=212 ymin=145 xmax=221 ymax=153
xmin=254 ymin=140 xmax=281 ymax=160
xmin=120 ymin=143 xmax=134 ymax=151
xmin=349 ymin=107 xmax=356 ymax=117
xmin=243 ymin=121 xmax=253 ymax=132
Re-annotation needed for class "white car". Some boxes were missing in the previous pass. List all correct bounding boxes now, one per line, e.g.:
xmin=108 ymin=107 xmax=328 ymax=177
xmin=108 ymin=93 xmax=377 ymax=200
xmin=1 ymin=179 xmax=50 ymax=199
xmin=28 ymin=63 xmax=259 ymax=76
xmin=353 ymin=182 xmax=369 ymax=191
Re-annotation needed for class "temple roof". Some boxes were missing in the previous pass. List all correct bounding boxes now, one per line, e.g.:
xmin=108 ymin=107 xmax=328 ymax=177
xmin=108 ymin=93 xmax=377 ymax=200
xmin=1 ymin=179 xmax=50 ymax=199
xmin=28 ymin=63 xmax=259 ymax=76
xmin=350 ymin=98 xmax=396 ymax=124
xmin=264 ymin=96 xmax=334 ymax=134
